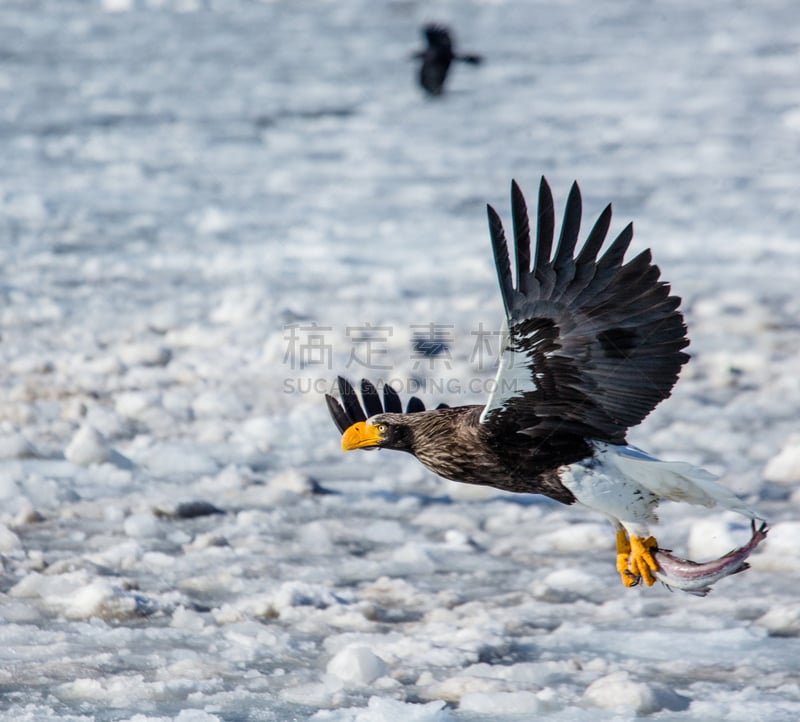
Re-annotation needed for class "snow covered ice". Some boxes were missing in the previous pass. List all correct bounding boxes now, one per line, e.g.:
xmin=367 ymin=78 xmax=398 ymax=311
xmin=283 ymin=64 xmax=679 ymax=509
xmin=2 ymin=0 xmax=800 ymax=720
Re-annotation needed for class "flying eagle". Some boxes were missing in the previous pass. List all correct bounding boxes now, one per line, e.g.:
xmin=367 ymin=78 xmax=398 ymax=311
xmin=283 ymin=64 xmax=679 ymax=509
xmin=326 ymin=178 xmax=761 ymax=589
xmin=413 ymin=24 xmax=483 ymax=96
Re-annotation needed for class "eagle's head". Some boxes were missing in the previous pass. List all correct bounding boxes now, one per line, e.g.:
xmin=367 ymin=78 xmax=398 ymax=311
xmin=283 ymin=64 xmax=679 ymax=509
xmin=325 ymin=377 xmax=445 ymax=456
xmin=340 ymin=413 xmax=414 ymax=452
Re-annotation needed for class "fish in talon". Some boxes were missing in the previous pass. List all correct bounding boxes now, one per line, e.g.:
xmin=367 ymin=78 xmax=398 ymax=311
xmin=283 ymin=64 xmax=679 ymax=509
xmin=652 ymin=522 xmax=768 ymax=596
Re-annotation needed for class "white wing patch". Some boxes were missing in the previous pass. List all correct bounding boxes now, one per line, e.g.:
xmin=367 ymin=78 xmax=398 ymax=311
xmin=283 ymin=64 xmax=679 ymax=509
xmin=479 ymin=343 xmax=537 ymax=423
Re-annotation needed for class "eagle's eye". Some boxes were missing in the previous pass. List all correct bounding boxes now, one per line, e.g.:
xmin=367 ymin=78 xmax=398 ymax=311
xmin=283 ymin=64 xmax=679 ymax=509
xmin=377 ymin=424 xmax=387 ymax=434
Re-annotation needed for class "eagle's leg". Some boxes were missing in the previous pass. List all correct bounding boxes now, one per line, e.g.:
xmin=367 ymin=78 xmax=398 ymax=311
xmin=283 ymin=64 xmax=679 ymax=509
xmin=628 ymin=535 xmax=658 ymax=587
xmin=615 ymin=528 xmax=638 ymax=587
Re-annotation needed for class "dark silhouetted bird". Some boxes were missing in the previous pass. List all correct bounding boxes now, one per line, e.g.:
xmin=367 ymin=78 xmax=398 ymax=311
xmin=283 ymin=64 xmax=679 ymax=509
xmin=413 ymin=24 xmax=482 ymax=96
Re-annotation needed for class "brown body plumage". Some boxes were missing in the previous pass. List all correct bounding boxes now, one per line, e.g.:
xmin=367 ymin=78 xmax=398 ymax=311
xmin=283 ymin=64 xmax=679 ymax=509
xmin=362 ymin=407 xmax=585 ymax=503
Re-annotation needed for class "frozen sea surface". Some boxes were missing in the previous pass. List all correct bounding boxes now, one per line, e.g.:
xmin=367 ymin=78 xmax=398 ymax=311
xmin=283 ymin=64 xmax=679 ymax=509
xmin=2 ymin=1 xmax=800 ymax=720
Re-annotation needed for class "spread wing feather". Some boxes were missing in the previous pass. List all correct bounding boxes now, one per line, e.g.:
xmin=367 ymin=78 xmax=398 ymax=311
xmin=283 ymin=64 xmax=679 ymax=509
xmin=511 ymin=180 xmax=531 ymax=296
xmin=325 ymin=394 xmax=352 ymax=435
xmin=325 ymin=376 xmax=448 ymax=433
xmin=481 ymin=177 xmax=690 ymax=445
xmin=382 ymin=382 xmax=403 ymax=413
xmin=338 ymin=377 xmax=367 ymax=425
xmin=360 ymin=379 xmax=385 ymax=417
xmin=488 ymin=206 xmax=515 ymax=317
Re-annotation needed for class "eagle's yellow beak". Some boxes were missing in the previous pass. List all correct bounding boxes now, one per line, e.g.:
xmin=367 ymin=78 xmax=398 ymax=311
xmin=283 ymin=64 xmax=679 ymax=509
xmin=341 ymin=421 xmax=383 ymax=451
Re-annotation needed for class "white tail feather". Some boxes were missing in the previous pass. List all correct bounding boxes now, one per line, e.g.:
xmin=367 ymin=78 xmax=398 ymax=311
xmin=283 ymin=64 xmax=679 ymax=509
xmin=607 ymin=445 xmax=761 ymax=520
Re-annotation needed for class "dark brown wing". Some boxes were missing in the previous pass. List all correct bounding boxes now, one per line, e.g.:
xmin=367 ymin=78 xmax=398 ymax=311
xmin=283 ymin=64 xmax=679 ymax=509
xmin=325 ymin=377 xmax=449 ymax=434
xmin=481 ymin=177 xmax=689 ymax=444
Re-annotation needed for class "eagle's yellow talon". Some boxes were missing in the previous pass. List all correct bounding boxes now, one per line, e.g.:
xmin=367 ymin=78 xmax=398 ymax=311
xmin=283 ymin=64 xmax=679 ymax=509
xmin=614 ymin=530 xmax=659 ymax=587
xmin=629 ymin=535 xmax=659 ymax=587
xmin=615 ymin=529 xmax=639 ymax=586
xmin=622 ymin=571 xmax=639 ymax=587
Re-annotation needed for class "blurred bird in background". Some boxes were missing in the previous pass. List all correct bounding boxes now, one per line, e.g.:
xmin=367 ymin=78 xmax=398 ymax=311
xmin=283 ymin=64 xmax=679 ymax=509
xmin=413 ymin=23 xmax=483 ymax=96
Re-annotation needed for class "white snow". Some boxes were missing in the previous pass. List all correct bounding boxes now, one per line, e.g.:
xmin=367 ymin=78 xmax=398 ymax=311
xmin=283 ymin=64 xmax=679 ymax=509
xmin=459 ymin=690 xmax=550 ymax=716
xmin=686 ymin=517 xmax=740 ymax=560
xmin=763 ymin=435 xmax=800 ymax=483
xmin=326 ymin=646 xmax=389 ymax=686
xmin=0 ymin=431 xmax=36 ymax=459
xmin=64 ymin=424 xmax=114 ymax=466
xmin=583 ymin=670 xmax=690 ymax=715
xmin=1 ymin=1 xmax=800 ymax=721
xmin=0 ymin=523 xmax=22 ymax=553
xmin=311 ymin=698 xmax=452 ymax=722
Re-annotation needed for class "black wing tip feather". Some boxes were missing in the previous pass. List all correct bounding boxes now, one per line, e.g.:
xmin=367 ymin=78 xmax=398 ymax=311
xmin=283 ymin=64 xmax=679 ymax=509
xmin=564 ymin=182 xmax=582 ymax=223
xmin=325 ymin=377 xmax=438 ymax=434
xmin=487 ymin=203 xmax=514 ymax=316
xmin=538 ymin=175 xmax=552 ymax=196
xmin=486 ymin=203 xmax=503 ymax=229
xmin=360 ymin=378 xmax=384 ymax=417
xmin=325 ymin=394 xmax=350 ymax=435
xmin=553 ymin=181 xmax=582 ymax=268
xmin=383 ymin=382 xmax=402 ymax=413
xmin=336 ymin=376 xmax=366 ymax=424
xmin=560 ymin=182 xmax=582 ymax=235
xmin=510 ymin=179 xmax=531 ymax=294
xmin=577 ymin=203 xmax=613 ymax=265
xmin=533 ymin=177 xmax=556 ymax=273
xmin=598 ymin=222 xmax=635 ymax=270
xmin=567 ymin=180 xmax=581 ymax=203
